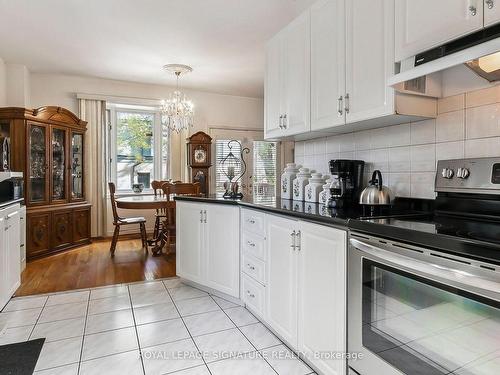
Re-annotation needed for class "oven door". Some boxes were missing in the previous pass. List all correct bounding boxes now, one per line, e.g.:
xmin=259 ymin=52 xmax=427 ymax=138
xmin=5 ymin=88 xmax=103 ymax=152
xmin=348 ymin=235 xmax=500 ymax=375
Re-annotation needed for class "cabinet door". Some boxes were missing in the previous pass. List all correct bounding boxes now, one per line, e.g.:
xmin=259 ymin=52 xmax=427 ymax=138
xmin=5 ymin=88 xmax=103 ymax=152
xmin=6 ymin=209 xmax=21 ymax=296
xmin=73 ymin=208 xmax=90 ymax=244
xmin=265 ymin=34 xmax=284 ymax=139
xmin=51 ymin=211 xmax=73 ymax=249
xmin=176 ymin=202 xmax=204 ymax=284
xmin=345 ymin=0 xmax=394 ymax=124
xmin=70 ymin=132 xmax=85 ymax=201
xmin=283 ymin=11 xmax=311 ymax=136
xmin=395 ymin=0 xmax=484 ymax=61
xmin=0 ymin=216 xmax=7 ymax=309
xmin=298 ymin=222 xmax=347 ymax=375
xmin=205 ymin=205 xmax=240 ymax=297
xmin=50 ymin=126 xmax=68 ymax=203
xmin=485 ymin=0 xmax=500 ymax=26
xmin=27 ymin=123 xmax=49 ymax=205
xmin=311 ymin=0 xmax=346 ymax=131
xmin=27 ymin=213 xmax=50 ymax=259
xmin=266 ymin=214 xmax=298 ymax=348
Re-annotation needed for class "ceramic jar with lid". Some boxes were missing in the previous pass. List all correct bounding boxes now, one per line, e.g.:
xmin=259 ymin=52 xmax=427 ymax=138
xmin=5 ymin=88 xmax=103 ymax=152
xmin=318 ymin=175 xmax=332 ymax=205
xmin=305 ymin=173 xmax=325 ymax=203
xmin=292 ymin=167 xmax=311 ymax=201
xmin=280 ymin=163 xmax=300 ymax=199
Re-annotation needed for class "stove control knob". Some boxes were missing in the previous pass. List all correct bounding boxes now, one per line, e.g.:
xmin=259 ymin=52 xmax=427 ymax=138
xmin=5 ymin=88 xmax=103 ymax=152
xmin=441 ymin=168 xmax=454 ymax=179
xmin=457 ymin=167 xmax=470 ymax=179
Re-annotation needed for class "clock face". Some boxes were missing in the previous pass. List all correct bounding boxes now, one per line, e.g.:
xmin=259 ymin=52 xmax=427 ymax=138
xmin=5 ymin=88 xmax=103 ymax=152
xmin=194 ymin=148 xmax=207 ymax=164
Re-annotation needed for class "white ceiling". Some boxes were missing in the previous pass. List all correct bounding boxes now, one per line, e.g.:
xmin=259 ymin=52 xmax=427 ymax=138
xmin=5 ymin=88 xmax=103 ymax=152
xmin=0 ymin=0 xmax=316 ymax=98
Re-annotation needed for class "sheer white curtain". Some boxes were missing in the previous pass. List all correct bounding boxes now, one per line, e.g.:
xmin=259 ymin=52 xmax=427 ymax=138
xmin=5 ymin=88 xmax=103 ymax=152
xmin=78 ymin=99 xmax=107 ymax=237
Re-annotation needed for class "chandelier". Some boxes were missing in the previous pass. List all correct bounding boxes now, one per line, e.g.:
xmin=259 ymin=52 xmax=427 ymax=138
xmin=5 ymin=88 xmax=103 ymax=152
xmin=161 ymin=64 xmax=195 ymax=133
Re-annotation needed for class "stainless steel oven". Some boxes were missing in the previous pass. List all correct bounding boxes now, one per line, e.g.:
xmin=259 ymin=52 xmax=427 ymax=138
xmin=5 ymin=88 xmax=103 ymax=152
xmin=348 ymin=233 xmax=500 ymax=375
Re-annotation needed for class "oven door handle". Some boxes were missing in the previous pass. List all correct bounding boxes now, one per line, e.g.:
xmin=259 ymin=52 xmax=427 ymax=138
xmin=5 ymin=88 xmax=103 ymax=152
xmin=350 ymin=238 xmax=500 ymax=296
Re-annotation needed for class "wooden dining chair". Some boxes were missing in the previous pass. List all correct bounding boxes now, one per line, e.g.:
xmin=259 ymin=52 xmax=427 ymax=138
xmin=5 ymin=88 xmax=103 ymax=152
xmin=151 ymin=180 xmax=169 ymax=242
xmin=108 ymin=182 xmax=148 ymax=256
xmin=156 ymin=182 xmax=201 ymax=254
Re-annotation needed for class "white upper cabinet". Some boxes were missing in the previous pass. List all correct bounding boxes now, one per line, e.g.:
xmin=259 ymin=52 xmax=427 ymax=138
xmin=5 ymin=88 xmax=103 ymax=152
xmin=484 ymin=0 xmax=500 ymax=26
xmin=310 ymin=0 xmax=346 ymax=131
xmin=265 ymin=11 xmax=310 ymax=139
xmin=395 ymin=0 xmax=484 ymax=62
xmin=265 ymin=34 xmax=284 ymax=139
xmin=345 ymin=0 xmax=395 ymax=124
xmin=283 ymin=11 xmax=311 ymax=136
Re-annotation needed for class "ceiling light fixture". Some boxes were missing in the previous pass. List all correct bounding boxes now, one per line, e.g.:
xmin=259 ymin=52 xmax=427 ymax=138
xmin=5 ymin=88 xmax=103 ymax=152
xmin=161 ymin=64 xmax=195 ymax=133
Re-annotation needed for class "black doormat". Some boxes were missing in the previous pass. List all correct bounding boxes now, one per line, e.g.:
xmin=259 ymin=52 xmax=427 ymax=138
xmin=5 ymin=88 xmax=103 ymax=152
xmin=0 ymin=338 xmax=45 ymax=375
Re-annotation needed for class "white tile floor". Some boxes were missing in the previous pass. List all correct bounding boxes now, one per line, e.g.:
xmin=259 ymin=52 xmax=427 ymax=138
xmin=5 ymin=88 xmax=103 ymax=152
xmin=0 ymin=278 xmax=315 ymax=375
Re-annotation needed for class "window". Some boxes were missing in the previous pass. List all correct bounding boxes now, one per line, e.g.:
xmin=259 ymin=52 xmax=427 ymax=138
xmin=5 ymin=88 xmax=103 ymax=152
xmin=108 ymin=105 xmax=169 ymax=191
xmin=214 ymin=139 xmax=277 ymax=200
xmin=252 ymin=141 xmax=277 ymax=200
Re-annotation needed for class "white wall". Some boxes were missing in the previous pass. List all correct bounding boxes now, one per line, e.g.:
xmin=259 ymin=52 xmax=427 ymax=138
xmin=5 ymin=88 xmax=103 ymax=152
xmin=30 ymin=73 xmax=264 ymax=133
xmin=5 ymin=64 xmax=30 ymax=107
xmin=0 ymin=58 xmax=5 ymax=106
xmin=295 ymin=85 xmax=500 ymax=200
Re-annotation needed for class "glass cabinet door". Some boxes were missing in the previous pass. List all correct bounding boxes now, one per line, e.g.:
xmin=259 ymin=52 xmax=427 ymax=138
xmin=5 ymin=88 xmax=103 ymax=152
xmin=71 ymin=132 xmax=84 ymax=200
xmin=51 ymin=127 xmax=67 ymax=201
xmin=28 ymin=124 xmax=48 ymax=204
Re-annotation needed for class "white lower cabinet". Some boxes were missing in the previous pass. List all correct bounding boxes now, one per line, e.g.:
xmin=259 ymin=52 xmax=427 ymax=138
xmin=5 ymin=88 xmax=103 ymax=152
xmin=0 ymin=203 xmax=22 ymax=310
xmin=265 ymin=214 xmax=347 ymax=375
xmin=298 ymin=221 xmax=347 ymax=375
xmin=176 ymin=201 xmax=240 ymax=298
xmin=266 ymin=214 xmax=299 ymax=347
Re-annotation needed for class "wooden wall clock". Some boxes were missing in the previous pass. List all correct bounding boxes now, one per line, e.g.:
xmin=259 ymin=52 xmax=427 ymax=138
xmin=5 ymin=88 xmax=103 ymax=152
xmin=187 ymin=131 xmax=212 ymax=196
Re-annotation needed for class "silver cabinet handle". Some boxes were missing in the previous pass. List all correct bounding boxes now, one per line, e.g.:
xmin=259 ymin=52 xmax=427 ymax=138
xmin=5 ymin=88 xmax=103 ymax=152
xmin=295 ymin=230 xmax=301 ymax=251
xmin=246 ymin=263 xmax=255 ymax=271
xmin=337 ymin=96 xmax=343 ymax=116
xmin=199 ymin=210 xmax=203 ymax=223
xmin=247 ymin=218 xmax=255 ymax=224
xmin=247 ymin=241 xmax=256 ymax=247
xmin=345 ymin=93 xmax=350 ymax=114
xmin=291 ymin=230 xmax=296 ymax=250
xmin=279 ymin=115 xmax=283 ymax=129
xmin=246 ymin=290 xmax=255 ymax=298
xmin=469 ymin=5 xmax=477 ymax=15
xmin=486 ymin=0 xmax=494 ymax=9
xmin=283 ymin=114 xmax=287 ymax=129
xmin=203 ymin=210 xmax=207 ymax=223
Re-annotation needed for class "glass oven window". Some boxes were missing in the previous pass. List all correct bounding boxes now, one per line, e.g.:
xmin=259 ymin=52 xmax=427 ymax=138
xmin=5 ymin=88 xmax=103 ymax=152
xmin=362 ymin=259 xmax=500 ymax=375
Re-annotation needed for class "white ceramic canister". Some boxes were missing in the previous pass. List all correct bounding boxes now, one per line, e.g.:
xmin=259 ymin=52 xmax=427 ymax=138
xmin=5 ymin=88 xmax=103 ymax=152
xmin=292 ymin=167 xmax=311 ymax=201
xmin=318 ymin=175 xmax=333 ymax=205
xmin=280 ymin=163 xmax=300 ymax=199
xmin=305 ymin=173 xmax=326 ymax=203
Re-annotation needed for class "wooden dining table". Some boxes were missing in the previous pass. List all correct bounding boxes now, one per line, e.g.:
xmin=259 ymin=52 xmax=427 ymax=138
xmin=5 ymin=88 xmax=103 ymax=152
xmin=115 ymin=195 xmax=173 ymax=256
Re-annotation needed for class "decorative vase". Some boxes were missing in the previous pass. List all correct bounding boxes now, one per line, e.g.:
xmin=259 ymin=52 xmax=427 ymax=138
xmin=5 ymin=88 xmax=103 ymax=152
xmin=132 ymin=183 xmax=144 ymax=193
xmin=305 ymin=173 xmax=325 ymax=203
xmin=292 ymin=167 xmax=311 ymax=201
xmin=280 ymin=163 xmax=300 ymax=200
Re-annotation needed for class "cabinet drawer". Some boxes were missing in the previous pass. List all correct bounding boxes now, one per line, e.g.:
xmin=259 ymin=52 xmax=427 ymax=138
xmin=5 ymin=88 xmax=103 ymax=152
xmin=241 ymin=209 xmax=266 ymax=236
xmin=242 ymin=274 xmax=265 ymax=318
xmin=242 ymin=252 xmax=266 ymax=285
xmin=241 ymin=231 xmax=266 ymax=260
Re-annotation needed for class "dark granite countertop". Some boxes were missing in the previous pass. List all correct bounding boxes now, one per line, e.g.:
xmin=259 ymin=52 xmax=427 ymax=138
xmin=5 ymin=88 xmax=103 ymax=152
xmin=175 ymin=195 xmax=500 ymax=264
xmin=174 ymin=194 xmax=361 ymax=227
xmin=0 ymin=198 xmax=24 ymax=209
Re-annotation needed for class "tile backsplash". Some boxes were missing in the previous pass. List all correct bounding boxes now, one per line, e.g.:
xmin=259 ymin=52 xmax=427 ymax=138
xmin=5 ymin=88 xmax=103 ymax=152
xmin=294 ymin=85 xmax=500 ymax=199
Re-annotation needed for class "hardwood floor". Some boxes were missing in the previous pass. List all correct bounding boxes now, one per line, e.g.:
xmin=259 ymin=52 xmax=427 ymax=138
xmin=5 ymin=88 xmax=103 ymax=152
xmin=15 ymin=238 xmax=176 ymax=297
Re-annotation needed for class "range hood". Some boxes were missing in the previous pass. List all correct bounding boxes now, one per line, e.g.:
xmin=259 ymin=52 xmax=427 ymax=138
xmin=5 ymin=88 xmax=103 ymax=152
xmin=389 ymin=23 xmax=500 ymax=86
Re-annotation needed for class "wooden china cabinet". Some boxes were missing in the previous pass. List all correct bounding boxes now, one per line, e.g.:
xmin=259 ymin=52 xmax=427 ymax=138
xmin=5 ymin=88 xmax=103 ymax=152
xmin=0 ymin=106 xmax=91 ymax=260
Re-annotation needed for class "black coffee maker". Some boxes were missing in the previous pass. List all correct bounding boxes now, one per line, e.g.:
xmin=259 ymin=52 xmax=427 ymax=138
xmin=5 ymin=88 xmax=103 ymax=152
xmin=327 ymin=160 xmax=365 ymax=209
